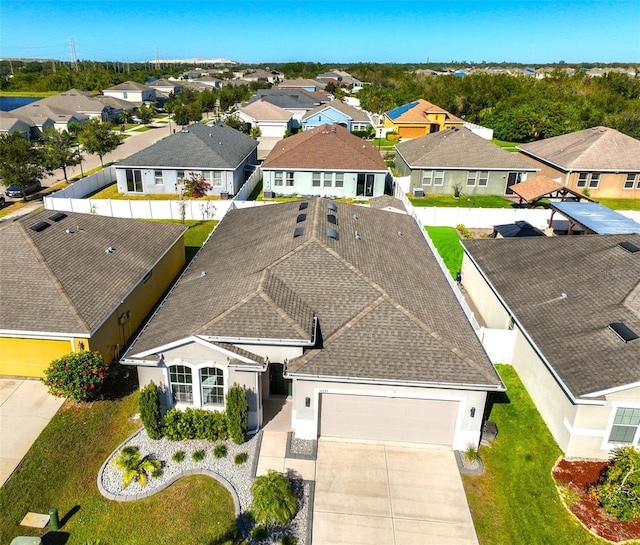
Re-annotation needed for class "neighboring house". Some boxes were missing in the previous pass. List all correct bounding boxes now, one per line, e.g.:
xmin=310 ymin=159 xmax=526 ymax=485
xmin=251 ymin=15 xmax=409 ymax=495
xmin=103 ymin=81 xmax=156 ymax=105
xmin=0 ymin=210 xmax=186 ymax=377
xmin=383 ymin=99 xmax=464 ymax=139
xmin=196 ymin=76 xmax=224 ymax=88
xmin=115 ymin=123 xmax=258 ymax=197
xmin=395 ymin=127 xmax=538 ymax=196
xmin=0 ymin=116 xmax=36 ymax=140
xmin=147 ymin=79 xmax=184 ymax=98
xmin=461 ymin=234 xmax=640 ymax=460
xmin=261 ymin=124 xmax=389 ymax=198
xmin=242 ymin=68 xmax=282 ymax=84
xmin=316 ymin=70 xmax=363 ymax=88
xmin=122 ymin=199 xmax=504 ymax=447
xmin=236 ymin=100 xmax=293 ymax=138
xmin=1 ymin=103 xmax=86 ymax=133
xmin=302 ymin=99 xmax=373 ymax=133
xmin=245 ymin=90 xmax=322 ymax=129
xmin=517 ymin=126 xmax=640 ymax=199
xmin=278 ymin=78 xmax=326 ymax=92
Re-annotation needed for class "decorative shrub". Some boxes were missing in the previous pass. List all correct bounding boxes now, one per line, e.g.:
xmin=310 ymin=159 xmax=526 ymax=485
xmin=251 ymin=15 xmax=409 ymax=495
xmin=41 ymin=351 xmax=109 ymax=402
xmin=151 ymin=467 xmax=163 ymax=479
xmin=589 ymin=446 xmax=640 ymax=521
xmin=139 ymin=381 xmax=163 ymax=439
xmin=163 ymin=407 xmax=227 ymax=441
xmin=251 ymin=524 xmax=268 ymax=541
xmin=213 ymin=444 xmax=227 ymax=458
xmin=386 ymin=132 xmax=400 ymax=141
xmin=110 ymin=446 xmax=160 ymax=488
xmin=226 ymin=384 xmax=249 ymax=444
xmin=281 ymin=535 xmax=297 ymax=545
xmin=250 ymin=470 xmax=298 ymax=526
xmin=234 ymin=452 xmax=248 ymax=465
xmin=172 ymin=450 xmax=185 ymax=463
xmin=192 ymin=449 xmax=206 ymax=462
xmin=183 ymin=172 xmax=212 ymax=198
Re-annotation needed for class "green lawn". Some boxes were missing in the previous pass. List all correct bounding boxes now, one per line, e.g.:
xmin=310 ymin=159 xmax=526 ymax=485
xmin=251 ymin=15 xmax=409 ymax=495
xmin=463 ymin=365 xmax=609 ymax=545
xmin=596 ymin=198 xmax=640 ymax=211
xmin=411 ymin=193 xmax=516 ymax=208
xmin=0 ymin=385 xmax=244 ymax=545
xmin=425 ymin=226 xmax=462 ymax=278
xmin=89 ymin=183 xmax=220 ymax=201
xmin=491 ymin=139 xmax=521 ymax=152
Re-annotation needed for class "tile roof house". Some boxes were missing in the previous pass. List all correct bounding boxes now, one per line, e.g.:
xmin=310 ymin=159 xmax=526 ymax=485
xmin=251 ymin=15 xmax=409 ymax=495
xmin=461 ymin=234 xmax=640 ymax=459
xmin=236 ymin=100 xmax=293 ymax=138
xmin=517 ymin=126 xmax=640 ymax=199
xmin=0 ymin=210 xmax=186 ymax=377
xmin=122 ymin=199 xmax=504 ymax=447
xmin=383 ymin=99 xmax=464 ymax=139
xmin=115 ymin=123 xmax=258 ymax=197
xmin=395 ymin=127 xmax=538 ymax=196
xmin=302 ymin=99 xmax=373 ymax=133
xmin=261 ymin=124 xmax=389 ymax=198
xmin=103 ymin=81 xmax=156 ymax=105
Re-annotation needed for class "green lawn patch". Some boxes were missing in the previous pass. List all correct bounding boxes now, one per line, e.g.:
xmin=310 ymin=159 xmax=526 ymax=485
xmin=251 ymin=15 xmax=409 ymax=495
xmin=410 ymin=193 xmax=515 ymax=208
xmin=133 ymin=126 xmax=151 ymax=132
xmin=425 ymin=226 xmax=462 ymax=278
xmin=462 ymin=365 xmax=606 ymax=545
xmin=596 ymin=198 xmax=640 ymax=211
xmin=89 ymin=183 xmax=219 ymax=201
xmin=491 ymin=139 xmax=521 ymax=152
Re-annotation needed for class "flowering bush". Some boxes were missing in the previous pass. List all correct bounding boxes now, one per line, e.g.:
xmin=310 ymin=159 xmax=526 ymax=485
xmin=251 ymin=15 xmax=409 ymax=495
xmin=183 ymin=173 xmax=212 ymax=198
xmin=41 ymin=351 xmax=109 ymax=402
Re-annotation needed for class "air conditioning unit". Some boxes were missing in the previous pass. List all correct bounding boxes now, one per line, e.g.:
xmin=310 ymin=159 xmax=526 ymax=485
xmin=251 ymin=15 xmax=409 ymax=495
xmin=412 ymin=187 xmax=425 ymax=197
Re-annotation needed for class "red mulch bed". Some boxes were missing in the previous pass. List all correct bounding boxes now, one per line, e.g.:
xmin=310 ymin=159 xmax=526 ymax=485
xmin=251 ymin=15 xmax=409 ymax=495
xmin=553 ymin=459 xmax=640 ymax=543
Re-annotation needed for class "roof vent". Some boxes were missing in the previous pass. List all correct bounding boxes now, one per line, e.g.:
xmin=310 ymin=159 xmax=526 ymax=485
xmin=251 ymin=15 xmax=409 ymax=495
xmin=294 ymin=227 xmax=304 ymax=238
xmin=299 ymin=202 xmax=309 ymax=210
xmin=327 ymin=202 xmax=337 ymax=211
xmin=609 ymin=322 xmax=639 ymax=343
xmin=30 ymin=221 xmax=50 ymax=232
xmin=355 ymin=231 xmax=361 ymax=240
xmin=201 ymin=271 xmax=207 ymax=277
xmin=327 ymin=214 xmax=337 ymax=225
xmin=327 ymin=228 xmax=338 ymax=240
xmin=105 ymin=246 xmax=115 ymax=254
xmin=49 ymin=212 xmax=67 ymax=222
xmin=619 ymin=241 xmax=640 ymax=254
xmin=296 ymin=213 xmax=307 ymax=223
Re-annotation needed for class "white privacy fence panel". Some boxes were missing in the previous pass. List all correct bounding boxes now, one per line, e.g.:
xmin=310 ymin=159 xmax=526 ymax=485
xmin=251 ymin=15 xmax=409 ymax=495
xmin=233 ymin=167 xmax=262 ymax=201
xmin=48 ymin=166 xmax=116 ymax=199
xmin=477 ymin=328 xmax=517 ymax=364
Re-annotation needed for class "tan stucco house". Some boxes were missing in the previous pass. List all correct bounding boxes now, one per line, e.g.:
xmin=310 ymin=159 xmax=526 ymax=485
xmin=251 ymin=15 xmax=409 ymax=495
xmin=518 ymin=126 xmax=640 ymax=199
xmin=122 ymin=199 xmax=504 ymax=447
xmin=461 ymin=234 xmax=640 ymax=459
xmin=0 ymin=211 xmax=186 ymax=377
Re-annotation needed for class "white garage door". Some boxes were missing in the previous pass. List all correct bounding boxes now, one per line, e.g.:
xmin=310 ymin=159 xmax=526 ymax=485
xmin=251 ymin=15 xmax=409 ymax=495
xmin=319 ymin=394 xmax=459 ymax=445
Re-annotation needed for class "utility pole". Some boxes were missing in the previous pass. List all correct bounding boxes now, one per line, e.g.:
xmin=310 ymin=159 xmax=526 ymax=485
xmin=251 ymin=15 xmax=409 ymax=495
xmin=69 ymin=37 xmax=79 ymax=71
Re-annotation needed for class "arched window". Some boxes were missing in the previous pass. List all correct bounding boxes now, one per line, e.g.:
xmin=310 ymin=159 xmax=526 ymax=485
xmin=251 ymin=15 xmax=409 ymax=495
xmin=201 ymin=367 xmax=224 ymax=407
xmin=169 ymin=365 xmax=193 ymax=404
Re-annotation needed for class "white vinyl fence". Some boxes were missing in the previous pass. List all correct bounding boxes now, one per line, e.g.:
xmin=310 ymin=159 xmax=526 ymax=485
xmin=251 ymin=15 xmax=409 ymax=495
xmin=49 ymin=166 xmax=116 ymax=199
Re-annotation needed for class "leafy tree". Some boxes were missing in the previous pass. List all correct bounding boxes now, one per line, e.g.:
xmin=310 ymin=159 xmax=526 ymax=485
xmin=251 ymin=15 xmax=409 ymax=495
xmin=137 ymin=104 xmax=155 ymax=124
xmin=250 ymin=125 xmax=262 ymax=139
xmin=226 ymin=383 xmax=248 ymax=444
xmin=590 ymin=446 xmax=640 ymax=521
xmin=224 ymin=115 xmax=243 ymax=131
xmin=110 ymin=446 xmax=160 ymax=488
xmin=118 ymin=110 xmax=131 ymax=125
xmin=0 ymin=133 xmax=49 ymax=200
xmin=78 ymin=118 xmax=120 ymax=167
xmin=139 ymin=381 xmax=163 ymax=439
xmin=172 ymin=104 xmax=190 ymax=126
xmin=43 ymin=128 xmax=82 ymax=182
xmin=183 ymin=172 xmax=212 ymax=198
xmin=250 ymin=470 xmax=298 ymax=526
xmin=41 ymin=351 xmax=109 ymax=401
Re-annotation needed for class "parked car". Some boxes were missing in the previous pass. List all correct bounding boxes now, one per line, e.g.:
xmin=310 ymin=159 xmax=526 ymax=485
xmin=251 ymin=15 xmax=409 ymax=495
xmin=0 ymin=192 xmax=5 ymax=207
xmin=5 ymin=180 xmax=42 ymax=198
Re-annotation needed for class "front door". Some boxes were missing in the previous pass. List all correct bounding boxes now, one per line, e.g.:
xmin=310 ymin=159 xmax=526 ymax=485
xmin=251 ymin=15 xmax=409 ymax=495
xmin=269 ymin=362 xmax=291 ymax=396
xmin=357 ymin=173 xmax=375 ymax=197
xmin=505 ymin=172 xmax=521 ymax=195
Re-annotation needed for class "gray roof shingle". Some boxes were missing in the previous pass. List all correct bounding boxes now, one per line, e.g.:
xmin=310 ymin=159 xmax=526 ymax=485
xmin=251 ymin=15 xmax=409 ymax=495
xmin=462 ymin=234 xmax=640 ymax=397
xmin=117 ymin=123 xmax=258 ymax=170
xmin=126 ymin=200 xmax=501 ymax=389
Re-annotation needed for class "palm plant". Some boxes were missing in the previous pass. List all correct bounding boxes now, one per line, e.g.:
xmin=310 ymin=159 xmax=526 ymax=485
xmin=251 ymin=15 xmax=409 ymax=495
xmin=111 ymin=446 xmax=160 ymax=488
xmin=250 ymin=470 xmax=298 ymax=526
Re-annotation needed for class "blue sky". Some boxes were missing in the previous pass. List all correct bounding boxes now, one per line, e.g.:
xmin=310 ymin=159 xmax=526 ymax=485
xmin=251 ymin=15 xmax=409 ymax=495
xmin=1 ymin=0 xmax=639 ymax=64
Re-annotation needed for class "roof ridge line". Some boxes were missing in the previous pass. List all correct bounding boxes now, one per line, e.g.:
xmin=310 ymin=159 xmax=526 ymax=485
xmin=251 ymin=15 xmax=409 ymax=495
xmin=194 ymin=290 xmax=260 ymax=334
xmin=257 ymin=290 xmax=311 ymax=339
xmin=17 ymin=222 xmax=90 ymax=333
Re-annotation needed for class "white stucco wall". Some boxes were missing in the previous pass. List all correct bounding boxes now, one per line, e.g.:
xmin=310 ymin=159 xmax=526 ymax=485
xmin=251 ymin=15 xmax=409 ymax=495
xmin=262 ymin=169 xmax=387 ymax=199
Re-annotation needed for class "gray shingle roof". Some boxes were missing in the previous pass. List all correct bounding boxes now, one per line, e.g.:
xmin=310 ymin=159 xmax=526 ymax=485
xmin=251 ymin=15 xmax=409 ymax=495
xmin=396 ymin=127 xmax=537 ymax=170
xmin=302 ymin=99 xmax=371 ymax=123
xmin=462 ymin=234 xmax=640 ymax=397
xmin=126 ymin=200 xmax=502 ymax=389
xmin=518 ymin=126 xmax=640 ymax=171
xmin=0 ymin=211 xmax=186 ymax=335
xmin=117 ymin=123 xmax=258 ymax=170
xmin=246 ymin=90 xmax=320 ymax=110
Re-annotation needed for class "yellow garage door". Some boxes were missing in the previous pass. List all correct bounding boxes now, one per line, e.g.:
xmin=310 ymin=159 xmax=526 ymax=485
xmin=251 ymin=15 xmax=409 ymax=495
xmin=0 ymin=337 xmax=73 ymax=377
xmin=398 ymin=125 xmax=427 ymax=139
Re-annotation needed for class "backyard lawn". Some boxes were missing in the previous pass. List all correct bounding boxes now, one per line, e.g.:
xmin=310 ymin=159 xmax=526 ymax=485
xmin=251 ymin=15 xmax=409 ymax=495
xmin=424 ymin=226 xmax=462 ymax=278
xmin=463 ymin=365 xmax=609 ymax=545
xmin=89 ymin=183 xmax=220 ymax=201
xmin=596 ymin=198 xmax=640 ymax=211
xmin=410 ymin=193 xmax=516 ymax=208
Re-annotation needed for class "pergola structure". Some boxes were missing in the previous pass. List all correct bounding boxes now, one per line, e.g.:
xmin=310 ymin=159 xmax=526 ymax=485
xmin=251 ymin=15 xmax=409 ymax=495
xmin=548 ymin=201 xmax=640 ymax=235
xmin=509 ymin=175 xmax=593 ymax=208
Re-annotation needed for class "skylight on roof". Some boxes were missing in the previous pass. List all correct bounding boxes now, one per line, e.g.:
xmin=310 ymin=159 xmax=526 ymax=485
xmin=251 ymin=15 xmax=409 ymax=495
xmin=297 ymin=214 xmax=307 ymax=223
xmin=609 ymin=322 xmax=639 ymax=343
xmin=299 ymin=202 xmax=309 ymax=210
xmin=619 ymin=241 xmax=640 ymax=254
xmin=327 ymin=228 xmax=338 ymax=240
xmin=293 ymin=227 xmax=304 ymax=238
xmin=327 ymin=214 xmax=337 ymax=225
xmin=48 ymin=212 xmax=67 ymax=222
xmin=30 ymin=221 xmax=50 ymax=232
xmin=327 ymin=202 xmax=337 ymax=212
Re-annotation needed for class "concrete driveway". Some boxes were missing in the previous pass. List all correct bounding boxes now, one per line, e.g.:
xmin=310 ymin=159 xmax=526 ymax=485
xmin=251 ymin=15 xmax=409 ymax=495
xmin=0 ymin=379 xmax=64 ymax=486
xmin=312 ymin=441 xmax=479 ymax=545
